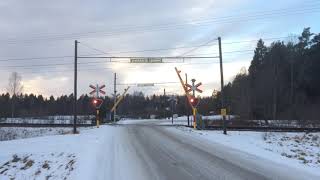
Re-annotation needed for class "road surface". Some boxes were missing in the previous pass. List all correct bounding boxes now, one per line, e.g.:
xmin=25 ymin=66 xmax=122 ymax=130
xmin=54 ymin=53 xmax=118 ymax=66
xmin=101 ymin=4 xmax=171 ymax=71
xmin=105 ymin=120 xmax=318 ymax=180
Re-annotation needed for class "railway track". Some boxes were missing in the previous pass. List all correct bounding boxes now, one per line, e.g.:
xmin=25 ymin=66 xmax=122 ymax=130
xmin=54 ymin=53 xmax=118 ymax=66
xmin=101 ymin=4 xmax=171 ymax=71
xmin=1 ymin=123 xmax=319 ymax=132
xmin=0 ymin=123 xmax=94 ymax=128
xmin=201 ymin=126 xmax=320 ymax=132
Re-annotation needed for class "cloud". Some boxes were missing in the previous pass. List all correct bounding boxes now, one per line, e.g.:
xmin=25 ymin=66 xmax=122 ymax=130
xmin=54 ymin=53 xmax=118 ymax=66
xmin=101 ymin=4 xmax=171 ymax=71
xmin=0 ymin=0 xmax=319 ymax=97
xmin=22 ymin=75 xmax=71 ymax=97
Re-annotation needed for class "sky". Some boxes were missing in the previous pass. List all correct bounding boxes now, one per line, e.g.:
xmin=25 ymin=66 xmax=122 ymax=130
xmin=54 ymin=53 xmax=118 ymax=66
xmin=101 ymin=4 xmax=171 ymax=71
xmin=0 ymin=0 xmax=319 ymax=98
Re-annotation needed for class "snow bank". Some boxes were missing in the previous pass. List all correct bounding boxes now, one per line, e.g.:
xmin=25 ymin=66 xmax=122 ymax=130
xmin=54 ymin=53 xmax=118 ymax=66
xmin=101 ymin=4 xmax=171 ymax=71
xmin=0 ymin=127 xmax=96 ymax=141
xmin=0 ymin=127 xmax=74 ymax=141
xmin=168 ymin=126 xmax=320 ymax=176
xmin=263 ymin=132 xmax=320 ymax=166
xmin=0 ymin=126 xmax=118 ymax=180
xmin=0 ymin=153 xmax=76 ymax=180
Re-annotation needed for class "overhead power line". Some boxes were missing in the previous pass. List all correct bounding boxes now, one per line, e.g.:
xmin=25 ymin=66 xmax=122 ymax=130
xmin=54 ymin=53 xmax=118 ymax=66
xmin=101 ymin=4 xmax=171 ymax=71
xmin=0 ymin=35 xmax=297 ymax=63
xmin=78 ymin=42 xmax=113 ymax=56
xmin=0 ymin=43 xmax=217 ymax=62
xmin=117 ymin=82 xmax=180 ymax=86
xmin=80 ymin=42 xmax=218 ymax=56
xmin=1 ymin=5 xmax=320 ymax=44
xmin=0 ymin=54 xmax=105 ymax=62
xmin=179 ymin=38 xmax=218 ymax=56
xmin=0 ymin=49 xmax=255 ymax=69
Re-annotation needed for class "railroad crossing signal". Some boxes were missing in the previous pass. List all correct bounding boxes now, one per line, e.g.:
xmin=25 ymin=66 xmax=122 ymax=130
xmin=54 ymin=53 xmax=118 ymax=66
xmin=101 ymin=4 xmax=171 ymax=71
xmin=112 ymin=93 xmax=120 ymax=99
xmin=89 ymin=84 xmax=106 ymax=97
xmin=186 ymin=79 xmax=203 ymax=94
xmin=189 ymin=96 xmax=200 ymax=108
xmin=92 ymin=98 xmax=104 ymax=109
xmin=167 ymin=95 xmax=177 ymax=125
xmin=174 ymin=67 xmax=203 ymax=129
xmin=168 ymin=95 xmax=177 ymax=103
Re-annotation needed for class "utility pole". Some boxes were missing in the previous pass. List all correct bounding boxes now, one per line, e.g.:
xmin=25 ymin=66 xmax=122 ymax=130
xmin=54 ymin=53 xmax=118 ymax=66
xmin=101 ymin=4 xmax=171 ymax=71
xmin=73 ymin=40 xmax=78 ymax=134
xmin=273 ymin=58 xmax=278 ymax=121
xmin=185 ymin=73 xmax=190 ymax=126
xmin=171 ymin=99 xmax=174 ymax=124
xmin=290 ymin=61 xmax=294 ymax=120
xmin=113 ymin=73 xmax=117 ymax=122
xmin=218 ymin=37 xmax=227 ymax=135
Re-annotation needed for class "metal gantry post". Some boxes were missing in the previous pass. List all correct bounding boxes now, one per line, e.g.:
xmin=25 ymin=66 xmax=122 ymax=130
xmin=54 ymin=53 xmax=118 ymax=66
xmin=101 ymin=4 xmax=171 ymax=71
xmin=191 ymin=79 xmax=196 ymax=129
xmin=113 ymin=73 xmax=117 ymax=122
xmin=171 ymin=99 xmax=174 ymax=124
xmin=73 ymin=40 xmax=78 ymax=134
xmin=185 ymin=73 xmax=190 ymax=127
xmin=218 ymin=37 xmax=227 ymax=135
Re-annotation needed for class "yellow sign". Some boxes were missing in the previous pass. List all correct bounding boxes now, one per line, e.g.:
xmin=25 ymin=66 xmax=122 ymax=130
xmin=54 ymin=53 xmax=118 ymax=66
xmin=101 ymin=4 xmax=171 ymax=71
xmin=221 ymin=108 xmax=227 ymax=116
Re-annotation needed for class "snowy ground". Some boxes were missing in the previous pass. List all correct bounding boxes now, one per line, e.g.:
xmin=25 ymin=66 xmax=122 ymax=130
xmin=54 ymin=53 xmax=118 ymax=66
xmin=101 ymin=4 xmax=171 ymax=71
xmin=0 ymin=153 xmax=76 ymax=180
xmin=0 ymin=125 xmax=120 ymax=180
xmin=119 ymin=118 xmax=320 ymax=171
xmin=0 ymin=126 xmax=96 ymax=141
xmin=120 ymin=118 xmax=320 ymax=173
xmin=169 ymin=126 xmax=320 ymax=174
xmin=1 ymin=119 xmax=319 ymax=179
xmin=0 ymin=127 xmax=74 ymax=141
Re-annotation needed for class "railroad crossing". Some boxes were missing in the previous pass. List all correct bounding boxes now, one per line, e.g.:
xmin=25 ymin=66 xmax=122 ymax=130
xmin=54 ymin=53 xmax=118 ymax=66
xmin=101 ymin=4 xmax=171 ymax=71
xmin=72 ymin=37 xmax=227 ymax=134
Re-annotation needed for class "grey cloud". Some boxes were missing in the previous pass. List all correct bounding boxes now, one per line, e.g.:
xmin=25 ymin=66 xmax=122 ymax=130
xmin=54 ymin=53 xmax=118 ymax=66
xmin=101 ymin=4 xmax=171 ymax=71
xmin=0 ymin=0 xmax=318 ymax=97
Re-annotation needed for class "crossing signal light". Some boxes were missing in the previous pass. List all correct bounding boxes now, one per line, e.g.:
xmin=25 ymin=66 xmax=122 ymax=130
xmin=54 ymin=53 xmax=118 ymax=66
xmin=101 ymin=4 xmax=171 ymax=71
xmin=92 ymin=98 xmax=103 ymax=109
xmin=189 ymin=96 xmax=199 ymax=108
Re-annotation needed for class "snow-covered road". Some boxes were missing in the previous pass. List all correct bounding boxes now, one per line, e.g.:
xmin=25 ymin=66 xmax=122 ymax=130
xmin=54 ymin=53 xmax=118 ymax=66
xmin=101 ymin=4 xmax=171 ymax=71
xmin=119 ymin=123 xmax=319 ymax=180
xmin=1 ymin=119 xmax=319 ymax=180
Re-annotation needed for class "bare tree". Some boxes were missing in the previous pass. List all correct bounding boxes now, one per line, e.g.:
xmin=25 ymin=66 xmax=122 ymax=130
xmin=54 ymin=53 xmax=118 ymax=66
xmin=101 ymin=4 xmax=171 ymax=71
xmin=7 ymin=72 xmax=23 ymax=118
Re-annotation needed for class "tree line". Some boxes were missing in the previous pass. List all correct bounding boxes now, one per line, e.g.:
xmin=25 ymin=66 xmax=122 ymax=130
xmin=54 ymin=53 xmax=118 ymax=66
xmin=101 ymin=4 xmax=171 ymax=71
xmin=215 ymin=27 xmax=320 ymax=121
xmin=0 ymin=92 xmax=214 ymax=118
xmin=1 ymin=27 xmax=320 ymax=121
